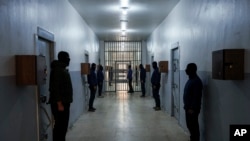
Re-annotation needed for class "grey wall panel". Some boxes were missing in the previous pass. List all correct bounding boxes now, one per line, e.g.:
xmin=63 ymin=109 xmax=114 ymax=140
xmin=204 ymin=73 xmax=250 ymax=141
xmin=68 ymin=71 xmax=87 ymax=128
xmin=0 ymin=76 xmax=38 ymax=141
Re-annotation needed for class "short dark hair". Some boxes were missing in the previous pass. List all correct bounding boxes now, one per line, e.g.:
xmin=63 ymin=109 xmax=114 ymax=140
xmin=58 ymin=51 xmax=69 ymax=61
xmin=152 ymin=61 xmax=157 ymax=66
xmin=139 ymin=64 xmax=143 ymax=68
xmin=91 ymin=63 xmax=96 ymax=68
xmin=99 ymin=65 xmax=103 ymax=70
xmin=186 ymin=63 xmax=197 ymax=73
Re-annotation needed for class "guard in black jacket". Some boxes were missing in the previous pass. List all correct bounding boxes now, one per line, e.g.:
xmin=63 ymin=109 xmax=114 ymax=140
xmin=87 ymin=63 xmax=98 ymax=112
xmin=151 ymin=61 xmax=161 ymax=111
xmin=183 ymin=63 xmax=203 ymax=141
xmin=97 ymin=65 xmax=104 ymax=98
xmin=139 ymin=64 xmax=146 ymax=97
xmin=49 ymin=51 xmax=73 ymax=141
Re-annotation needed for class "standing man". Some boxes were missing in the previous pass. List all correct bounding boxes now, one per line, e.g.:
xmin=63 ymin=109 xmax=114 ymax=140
xmin=183 ymin=63 xmax=203 ymax=141
xmin=139 ymin=64 xmax=146 ymax=97
xmin=97 ymin=65 xmax=104 ymax=98
xmin=151 ymin=61 xmax=161 ymax=111
xmin=135 ymin=66 xmax=138 ymax=86
xmin=127 ymin=65 xmax=134 ymax=93
xmin=49 ymin=51 xmax=73 ymax=141
xmin=109 ymin=67 xmax=113 ymax=86
xmin=87 ymin=63 xmax=98 ymax=112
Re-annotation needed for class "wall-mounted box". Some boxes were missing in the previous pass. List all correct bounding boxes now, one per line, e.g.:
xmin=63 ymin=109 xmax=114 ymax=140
xmin=145 ymin=64 xmax=150 ymax=72
xmin=81 ymin=63 xmax=90 ymax=75
xmin=16 ymin=55 xmax=47 ymax=85
xmin=158 ymin=61 xmax=169 ymax=73
xmin=212 ymin=49 xmax=244 ymax=80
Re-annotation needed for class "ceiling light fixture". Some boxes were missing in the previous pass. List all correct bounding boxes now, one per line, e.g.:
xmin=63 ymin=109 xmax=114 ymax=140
xmin=120 ymin=0 xmax=129 ymax=7
xmin=121 ymin=25 xmax=126 ymax=31
xmin=120 ymin=20 xmax=128 ymax=23
xmin=122 ymin=31 xmax=126 ymax=35
xmin=121 ymin=7 xmax=128 ymax=15
xmin=120 ymin=0 xmax=129 ymax=40
xmin=120 ymin=20 xmax=128 ymax=30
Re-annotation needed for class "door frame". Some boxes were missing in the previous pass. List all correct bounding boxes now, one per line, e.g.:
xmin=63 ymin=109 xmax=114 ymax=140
xmin=35 ymin=27 xmax=55 ymax=141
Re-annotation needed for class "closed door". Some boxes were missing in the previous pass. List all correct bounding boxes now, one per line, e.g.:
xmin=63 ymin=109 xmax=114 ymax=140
xmin=171 ymin=47 xmax=180 ymax=121
xmin=83 ymin=53 xmax=89 ymax=110
xmin=37 ymin=37 xmax=54 ymax=141
xmin=115 ymin=61 xmax=130 ymax=91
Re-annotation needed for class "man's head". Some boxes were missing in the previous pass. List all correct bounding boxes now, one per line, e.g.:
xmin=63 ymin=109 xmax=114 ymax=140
xmin=185 ymin=63 xmax=197 ymax=76
xmin=139 ymin=64 xmax=143 ymax=69
xmin=58 ymin=51 xmax=70 ymax=66
xmin=91 ymin=63 xmax=96 ymax=70
xmin=99 ymin=65 xmax=103 ymax=71
xmin=152 ymin=61 xmax=157 ymax=69
xmin=128 ymin=65 xmax=131 ymax=69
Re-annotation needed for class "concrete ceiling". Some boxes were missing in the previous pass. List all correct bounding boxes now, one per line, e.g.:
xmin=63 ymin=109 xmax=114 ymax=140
xmin=69 ymin=0 xmax=179 ymax=41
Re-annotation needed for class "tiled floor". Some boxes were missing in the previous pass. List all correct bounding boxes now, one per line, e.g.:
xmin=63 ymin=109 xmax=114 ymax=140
xmin=66 ymin=92 xmax=189 ymax=141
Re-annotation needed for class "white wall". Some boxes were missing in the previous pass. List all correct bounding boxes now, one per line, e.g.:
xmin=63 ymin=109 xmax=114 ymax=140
xmin=147 ymin=0 xmax=250 ymax=141
xmin=0 ymin=0 xmax=99 ymax=141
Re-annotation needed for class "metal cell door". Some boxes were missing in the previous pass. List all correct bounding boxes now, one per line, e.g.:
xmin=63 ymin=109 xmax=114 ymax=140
xmin=115 ymin=61 xmax=130 ymax=91
xmin=104 ymin=41 xmax=141 ymax=92
xmin=171 ymin=47 xmax=180 ymax=121
xmin=83 ymin=53 xmax=89 ymax=110
xmin=37 ymin=37 xmax=54 ymax=141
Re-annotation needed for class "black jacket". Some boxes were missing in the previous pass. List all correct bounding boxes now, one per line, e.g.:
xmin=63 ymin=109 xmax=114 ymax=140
xmin=88 ymin=69 xmax=98 ymax=87
xmin=140 ymin=68 xmax=146 ymax=82
xmin=49 ymin=60 xmax=73 ymax=104
xmin=183 ymin=74 xmax=203 ymax=112
xmin=97 ymin=69 xmax=104 ymax=84
xmin=151 ymin=67 xmax=161 ymax=87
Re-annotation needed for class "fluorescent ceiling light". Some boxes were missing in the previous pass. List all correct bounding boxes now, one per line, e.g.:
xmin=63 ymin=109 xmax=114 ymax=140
xmin=121 ymin=25 xmax=127 ymax=30
xmin=122 ymin=31 xmax=126 ymax=35
xmin=122 ymin=9 xmax=127 ymax=15
xmin=121 ymin=7 xmax=128 ymax=15
xmin=120 ymin=20 xmax=128 ymax=23
xmin=120 ymin=0 xmax=129 ymax=7
xmin=120 ymin=20 xmax=128 ymax=30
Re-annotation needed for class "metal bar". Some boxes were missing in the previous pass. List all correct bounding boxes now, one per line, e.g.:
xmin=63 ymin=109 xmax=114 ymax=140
xmin=104 ymin=41 xmax=142 ymax=92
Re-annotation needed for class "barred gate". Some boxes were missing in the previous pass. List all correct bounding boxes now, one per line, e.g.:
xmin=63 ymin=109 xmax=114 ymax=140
xmin=104 ymin=41 xmax=142 ymax=92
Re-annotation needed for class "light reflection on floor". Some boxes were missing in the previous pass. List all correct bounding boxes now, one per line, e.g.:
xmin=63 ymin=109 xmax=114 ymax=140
xmin=66 ymin=92 xmax=189 ymax=141
xmin=105 ymin=82 xmax=141 ymax=92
